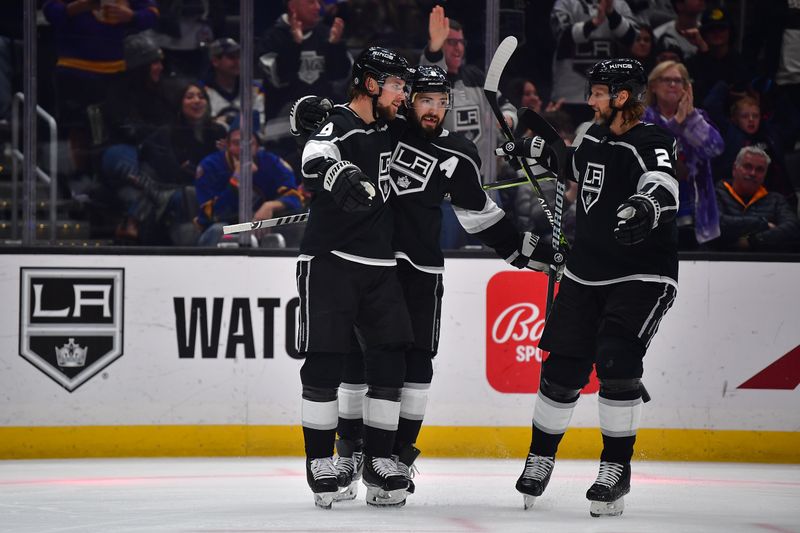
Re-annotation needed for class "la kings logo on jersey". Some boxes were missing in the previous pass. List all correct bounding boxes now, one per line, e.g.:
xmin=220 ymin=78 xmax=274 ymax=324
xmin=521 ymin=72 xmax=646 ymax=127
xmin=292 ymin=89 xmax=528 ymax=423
xmin=298 ymin=50 xmax=325 ymax=85
xmin=581 ymin=162 xmax=605 ymax=213
xmin=378 ymin=151 xmax=392 ymax=201
xmin=389 ymin=142 xmax=437 ymax=195
xmin=454 ymin=105 xmax=481 ymax=142
xmin=19 ymin=268 xmax=124 ymax=392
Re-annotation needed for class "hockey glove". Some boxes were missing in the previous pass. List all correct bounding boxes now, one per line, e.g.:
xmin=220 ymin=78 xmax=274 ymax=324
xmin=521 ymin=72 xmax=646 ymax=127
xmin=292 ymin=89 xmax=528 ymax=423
xmin=506 ymin=231 xmax=548 ymax=271
xmin=495 ymin=136 xmax=547 ymax=160
xmin=614 ymin=193 xmax=659 ymax=245
xmin=289 ymin=95 xmax=333 ymax=136
xmin=324 ymin=161 xmax=376 ymax=213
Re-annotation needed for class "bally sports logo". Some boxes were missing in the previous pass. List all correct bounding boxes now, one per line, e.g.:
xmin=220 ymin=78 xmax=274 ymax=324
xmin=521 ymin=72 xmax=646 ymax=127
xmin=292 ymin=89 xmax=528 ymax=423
xmin=486 ymin=271 xmax=598 ymax=394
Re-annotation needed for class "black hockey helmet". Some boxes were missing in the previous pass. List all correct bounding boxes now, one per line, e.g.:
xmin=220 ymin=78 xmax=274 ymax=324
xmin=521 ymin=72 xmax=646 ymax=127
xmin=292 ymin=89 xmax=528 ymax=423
xmin=351 ymin=46 xmax=411 ymax=89
xmin=586 ymin=58 xmax=647 ymax=102
xmin=407 ymin=65 xmax=452 ymax=109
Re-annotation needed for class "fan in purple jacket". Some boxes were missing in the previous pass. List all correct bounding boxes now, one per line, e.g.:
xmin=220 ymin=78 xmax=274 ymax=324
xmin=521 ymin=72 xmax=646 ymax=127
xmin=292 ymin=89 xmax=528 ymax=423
xmin=643 ymin=60 xmax=724 ymax=245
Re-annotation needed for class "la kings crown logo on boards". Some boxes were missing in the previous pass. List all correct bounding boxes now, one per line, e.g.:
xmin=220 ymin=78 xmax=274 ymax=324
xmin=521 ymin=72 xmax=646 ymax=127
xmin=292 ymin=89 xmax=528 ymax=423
xmin=19 ymin=268 xmax=124 ymax=392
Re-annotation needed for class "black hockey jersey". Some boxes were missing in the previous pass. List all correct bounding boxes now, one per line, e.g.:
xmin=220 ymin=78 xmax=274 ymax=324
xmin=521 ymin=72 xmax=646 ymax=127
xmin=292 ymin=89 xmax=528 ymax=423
xmin=387 ymin=121 xmax=521 ymax=271
xmin=567 ymin=121 xmax=680 ymax=285
xmin=300 ymin=105 xmax=395 ymax=263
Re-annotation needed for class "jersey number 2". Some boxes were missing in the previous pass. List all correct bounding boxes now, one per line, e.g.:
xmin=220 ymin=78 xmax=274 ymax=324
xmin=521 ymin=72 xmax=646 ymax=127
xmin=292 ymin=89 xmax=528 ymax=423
xmin=439 ymin=156 xmax=459 ymax=178
xmin=654 ymin=148 xmax=671 ymax=168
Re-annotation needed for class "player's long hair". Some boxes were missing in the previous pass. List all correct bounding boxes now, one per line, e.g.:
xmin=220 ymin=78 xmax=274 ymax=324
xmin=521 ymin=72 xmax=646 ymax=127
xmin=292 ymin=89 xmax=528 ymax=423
xmin=619 ymin=95 xmax=645 ymax=125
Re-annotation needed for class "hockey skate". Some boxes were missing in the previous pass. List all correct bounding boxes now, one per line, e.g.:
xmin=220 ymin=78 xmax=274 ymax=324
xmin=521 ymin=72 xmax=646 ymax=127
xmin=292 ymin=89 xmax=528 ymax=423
xmin=394 ymin=445 xmax=421 ymax=496
xmin=515 ymin=454 xmax=555 ymax=510
xmin=362 ymin=455 xmax=409 ymax=507
xmin=305 ymin=457 xmax=339 ymax=509
xmin=333 ymin=439 xmax=364 ymax=501
xmin=586 ymin=461 xmax=631 ymax=517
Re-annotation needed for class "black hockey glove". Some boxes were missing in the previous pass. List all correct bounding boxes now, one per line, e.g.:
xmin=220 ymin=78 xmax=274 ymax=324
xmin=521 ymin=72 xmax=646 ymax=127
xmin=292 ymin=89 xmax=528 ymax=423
xmin=506 ymin=231 xmax=547 ymax=270
xmin=495 ymin=136 xmax=547 ymax=160
xmin=324 ymin=161 xmax=375 ymax=213
xmin=289 ymin=95 xmax=333 ymax=136
xmin=614 ymin=193 xmax=659 ymax=245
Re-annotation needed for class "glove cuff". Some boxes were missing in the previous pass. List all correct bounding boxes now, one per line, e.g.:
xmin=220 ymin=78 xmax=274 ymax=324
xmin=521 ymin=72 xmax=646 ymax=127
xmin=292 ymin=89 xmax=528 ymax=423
xmin=324 ymin=160 xmax=359 ymax=192
xmin=630 ymin=192 xmax=661 ymax=228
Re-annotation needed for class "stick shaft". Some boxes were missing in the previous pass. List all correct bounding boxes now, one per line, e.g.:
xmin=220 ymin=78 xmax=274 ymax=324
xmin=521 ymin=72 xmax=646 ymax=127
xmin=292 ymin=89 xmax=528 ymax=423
xmin=222 ymin=212 xmax=309 ymax=234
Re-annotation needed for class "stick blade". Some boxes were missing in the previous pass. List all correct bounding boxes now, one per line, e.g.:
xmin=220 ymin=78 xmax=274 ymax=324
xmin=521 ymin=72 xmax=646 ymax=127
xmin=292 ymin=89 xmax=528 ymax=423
xmin=484 ymin=36 xmax=517 ymax=93
xmin=517 ymin=107 xmax=560 ymax=144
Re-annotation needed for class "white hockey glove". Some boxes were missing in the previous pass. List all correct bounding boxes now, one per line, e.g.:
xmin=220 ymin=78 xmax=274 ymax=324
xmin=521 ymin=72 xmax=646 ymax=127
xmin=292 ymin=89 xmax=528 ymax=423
xmin=614 ymin=193 xmax=659 ymax=245
xmin=324 ymin=161 xmax=376 ymax=213
xmin=289 ymin=95 xmax=333 ymax=136
xmin=495 ymin=136 xmax=547 ymax=160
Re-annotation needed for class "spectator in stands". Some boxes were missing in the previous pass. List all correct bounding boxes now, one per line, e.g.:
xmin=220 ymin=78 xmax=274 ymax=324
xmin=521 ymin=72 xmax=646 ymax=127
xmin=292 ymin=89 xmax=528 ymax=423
xmin=653 ymin=37 xmax=684 ymax=65
xmin=123 ymin=80 xmax=226 ymax=245
xmin=202 ymin=38 xmax=268 ymax=138
xmin=686 ymin=6 xmax=753 ymax=104
xmin=628 ymin=0 xmax=676 ymax=28
xmin=43 ymin=0 xmax=159 ymax=174
xmin=715 ymin=146 xmax=800 ymax=251
xmin=549 ymin=0 xmax=638 ymax=125
xmin=195 ymin=116 xmax=303 ymax=247
xmin=257 ymin=0 xmax=352 ymax=120
xmin=507 ymin=78 xmax=564 ymax=119
xmin=743 ymin=0 xmax=800 ymax=152
xmin=421 ymin=6 xmax=515 ymax=249
xmin=144 ymin=0 xmax=226 ymax=77
xmin=653 ymin=0 xmax=706 ymax=61
xmin=629 ymin=25 xmax=656 ymax=73
xmin=713 ymin=96 xmax=792 ymax=204
xmin=99 ymin=33 xmax=171 ymax=240
xmin=644 ymin=60 xmax=724 ymax=247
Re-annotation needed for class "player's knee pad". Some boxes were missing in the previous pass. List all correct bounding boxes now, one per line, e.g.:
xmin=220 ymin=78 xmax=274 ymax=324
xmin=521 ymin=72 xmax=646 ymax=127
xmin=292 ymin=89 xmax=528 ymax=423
xmin=596 ymin=324 xmax=645 ymax=380
xmin=597 ymin=377 xmax=643 ymax=438
xmin=341 ymin=350 xmax=365 ymax=384
xmin=541 ymin=353 xmax=594 ymax=392
xmin=300 ymin=352 xmax=344 ymax=389
xmin=363 ymin=344 xmax=406 ymax=389
xmin=404 ymin=349 xmax=434 ymax=384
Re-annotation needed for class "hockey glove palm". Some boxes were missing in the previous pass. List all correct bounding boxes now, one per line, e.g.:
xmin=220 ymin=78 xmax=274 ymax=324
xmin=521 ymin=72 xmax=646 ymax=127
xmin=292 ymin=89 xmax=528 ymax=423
xmin=495 ymin=136 xmax=547 ymax=160
xmin=614 ymin=193 xmax=659 ymax=245
xmin=324 ymin=161 xmax=376 ymax=213
xmin=289 ymin=95 xmax=333 ymax=136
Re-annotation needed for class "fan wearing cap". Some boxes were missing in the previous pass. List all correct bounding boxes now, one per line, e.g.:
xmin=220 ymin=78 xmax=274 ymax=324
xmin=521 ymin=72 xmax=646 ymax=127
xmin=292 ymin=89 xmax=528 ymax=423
xmin=686 ymin=6 xmax=754 ymax=103
xmin=202 ymin=38 xmax=268 ymax=138
xmin=502 ymin=59 xmax=680 ymax=517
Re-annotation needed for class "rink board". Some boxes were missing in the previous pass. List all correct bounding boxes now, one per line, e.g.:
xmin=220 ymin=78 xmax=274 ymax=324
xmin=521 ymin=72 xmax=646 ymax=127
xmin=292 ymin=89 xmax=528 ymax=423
xmin=0 ymin=252 xmax=798 ymax=461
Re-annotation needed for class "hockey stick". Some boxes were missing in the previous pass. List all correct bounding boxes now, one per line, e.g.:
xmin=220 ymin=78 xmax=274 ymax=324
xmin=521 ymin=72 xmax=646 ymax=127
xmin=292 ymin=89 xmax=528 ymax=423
xmin=483 ymin=36 xmax=556 ymax=229
xmin=517 ymin=108 xmax=570 ymax=318
xmin=222 ymin=212 xmax=309 ymax=235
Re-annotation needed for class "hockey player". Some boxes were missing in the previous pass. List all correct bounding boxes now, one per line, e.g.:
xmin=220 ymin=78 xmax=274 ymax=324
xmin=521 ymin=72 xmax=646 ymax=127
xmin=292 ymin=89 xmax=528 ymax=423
xmin=499 ymin=58 xmax=679 ymax=516
xmin=296 ymin=46 xmax=415 ymax=509
xmin=292 ymin=65 xmax=557 ymax=505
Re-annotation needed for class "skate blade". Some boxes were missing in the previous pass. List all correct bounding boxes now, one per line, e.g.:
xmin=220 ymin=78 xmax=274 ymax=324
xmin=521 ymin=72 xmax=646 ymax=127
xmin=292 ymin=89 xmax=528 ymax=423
xmin=313 ymin=491 xmax=338 ymax=509
xmin=522 ymin=494 xmax=537 ymax=510
xmin=589 ymin=497 xmax=624 ymax=517
xmin=365 ymin=486 xmax=407 ymax=507
xmin=333 ymin=481 xmax=358 ymax=501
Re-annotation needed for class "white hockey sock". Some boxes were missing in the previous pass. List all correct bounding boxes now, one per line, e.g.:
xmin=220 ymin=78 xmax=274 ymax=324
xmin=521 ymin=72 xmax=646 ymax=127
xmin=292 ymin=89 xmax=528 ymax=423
xmin=363 ymin=395 xmax=401 ymax=432
xmin=598 ymin=396 xmax=642 ymax=437
xmin=399 ymin=382 xmax=430 ymax=422
xmin=532 ymin=390 xmax=578 ymax=435
xmin=302 ymin=397 xmax=338 ymax=431
xmin=339 ymin=382 xmax=367 ymax=421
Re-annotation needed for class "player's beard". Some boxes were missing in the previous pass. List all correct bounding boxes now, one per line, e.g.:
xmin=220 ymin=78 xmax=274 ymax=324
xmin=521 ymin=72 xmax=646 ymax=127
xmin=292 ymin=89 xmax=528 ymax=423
xmin=594 ymin=105 xmax=613 ymax=125
xmin=376 ymin=100 xmax=399 ymax=121
xmin=411 ymin=109 xmax=443 ymax=140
